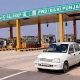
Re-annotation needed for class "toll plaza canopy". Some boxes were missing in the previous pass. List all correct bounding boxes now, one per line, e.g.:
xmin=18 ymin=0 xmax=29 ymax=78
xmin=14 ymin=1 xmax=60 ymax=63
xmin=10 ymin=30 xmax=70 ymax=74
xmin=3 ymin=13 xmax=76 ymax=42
xmin=0 ymin=0 xmax=80 ymax=49
xmin=0 ymin=1 xmax=80 ymax=28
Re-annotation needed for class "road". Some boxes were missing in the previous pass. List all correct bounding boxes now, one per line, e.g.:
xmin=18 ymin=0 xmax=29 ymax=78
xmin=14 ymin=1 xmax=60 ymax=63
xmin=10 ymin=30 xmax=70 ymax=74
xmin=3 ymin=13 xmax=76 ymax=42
xmin=0 ymin=50 xmax=79 ymax=80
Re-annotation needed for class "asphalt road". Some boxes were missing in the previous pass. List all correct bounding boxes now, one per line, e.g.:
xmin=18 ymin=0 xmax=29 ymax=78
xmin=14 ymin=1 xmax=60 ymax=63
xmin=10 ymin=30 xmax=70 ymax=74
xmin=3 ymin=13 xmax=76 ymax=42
xmin=0 ymin=50 xmax=79 ymax=80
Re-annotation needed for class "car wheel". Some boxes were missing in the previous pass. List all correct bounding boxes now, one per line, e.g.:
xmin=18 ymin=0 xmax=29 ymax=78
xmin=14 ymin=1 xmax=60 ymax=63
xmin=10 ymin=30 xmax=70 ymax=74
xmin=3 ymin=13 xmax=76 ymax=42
xmin=63 ymin=62 xmax=69 ymax=73
xmin=37 ymin=68 xmax=43 ymax=72
xmin=78 ymin=62 xmax=80 ymax=65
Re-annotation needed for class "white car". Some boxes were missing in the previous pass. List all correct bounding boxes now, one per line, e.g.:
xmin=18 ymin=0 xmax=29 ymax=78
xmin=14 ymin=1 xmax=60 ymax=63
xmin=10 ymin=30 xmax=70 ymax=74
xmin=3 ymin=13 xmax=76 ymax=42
xmin=35 ymin=42 xmax=80 ymax=73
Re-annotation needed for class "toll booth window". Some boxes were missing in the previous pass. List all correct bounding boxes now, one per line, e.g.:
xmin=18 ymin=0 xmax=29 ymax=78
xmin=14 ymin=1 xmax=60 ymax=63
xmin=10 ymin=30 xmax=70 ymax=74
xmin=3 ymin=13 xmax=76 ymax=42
xmin=68 ymin=38 xmax=70 ymax=42
xmin=46 ymin=39 xmax=48 ymax=43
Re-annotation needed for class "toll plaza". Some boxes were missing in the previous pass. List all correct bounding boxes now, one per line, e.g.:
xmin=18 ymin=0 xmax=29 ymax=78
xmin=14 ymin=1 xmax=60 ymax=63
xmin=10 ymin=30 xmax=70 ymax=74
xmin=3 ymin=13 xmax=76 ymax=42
xmin=0 ymin=2 xmax=80 ymax=51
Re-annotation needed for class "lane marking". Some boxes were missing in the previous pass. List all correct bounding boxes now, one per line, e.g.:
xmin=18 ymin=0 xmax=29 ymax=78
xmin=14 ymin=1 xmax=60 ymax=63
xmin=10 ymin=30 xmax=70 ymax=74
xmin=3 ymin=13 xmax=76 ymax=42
xmin=0 ymin=70 xmax=27 ymax=80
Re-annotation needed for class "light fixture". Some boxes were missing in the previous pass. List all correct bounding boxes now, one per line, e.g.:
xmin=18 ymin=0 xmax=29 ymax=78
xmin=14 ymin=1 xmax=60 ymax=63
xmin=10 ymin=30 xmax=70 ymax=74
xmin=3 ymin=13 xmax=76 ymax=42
xmin=46 ymin=22 xmax=49 ymax=27
xmin=64 ymin=13 xmax=69 ymax=27
xmin=65 ymin=17 xmax=68 ymax=27
xmin=65 ymin=22 xmax=68 ymax=26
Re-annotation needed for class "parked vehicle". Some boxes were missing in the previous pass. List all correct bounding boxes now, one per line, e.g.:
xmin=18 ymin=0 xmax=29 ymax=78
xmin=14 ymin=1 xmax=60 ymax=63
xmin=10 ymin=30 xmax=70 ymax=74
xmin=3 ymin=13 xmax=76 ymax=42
xmin=35 ymin=42 xmax=80 ymax=73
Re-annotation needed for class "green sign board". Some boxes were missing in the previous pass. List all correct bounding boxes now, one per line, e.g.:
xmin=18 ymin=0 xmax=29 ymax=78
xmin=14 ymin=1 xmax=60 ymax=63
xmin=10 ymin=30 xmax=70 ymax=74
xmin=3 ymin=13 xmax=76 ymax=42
xmin=0 ymin=2 xmax=80 ymax=21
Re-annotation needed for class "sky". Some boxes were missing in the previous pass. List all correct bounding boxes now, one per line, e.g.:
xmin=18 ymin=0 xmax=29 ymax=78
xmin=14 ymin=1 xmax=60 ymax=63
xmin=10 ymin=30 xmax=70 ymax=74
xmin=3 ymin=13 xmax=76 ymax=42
xmin=0 ymin=0 xmax=80 ymax=40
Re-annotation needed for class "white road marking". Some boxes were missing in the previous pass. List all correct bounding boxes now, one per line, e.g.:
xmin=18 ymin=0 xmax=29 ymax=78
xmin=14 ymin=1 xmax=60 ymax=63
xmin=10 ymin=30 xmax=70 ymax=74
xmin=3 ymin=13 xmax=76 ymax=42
xmin=0 ymin=70 xmax=28 ymax=80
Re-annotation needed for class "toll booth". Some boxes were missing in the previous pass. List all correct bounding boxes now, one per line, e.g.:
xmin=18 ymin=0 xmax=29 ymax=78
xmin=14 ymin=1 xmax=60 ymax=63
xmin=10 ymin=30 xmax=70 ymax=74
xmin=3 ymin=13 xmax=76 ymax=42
xmin=41 ymin=35 xmax=56 ymax=48
xmin=7 ymin=37 xmax=17 ymax=48
xmin=0 ymin=38 xmax=7 ymax=48
xmin=22 ymin=36 xmax=38 ymax=48
xmin=64 ymin=34 xmax=74 ymax=42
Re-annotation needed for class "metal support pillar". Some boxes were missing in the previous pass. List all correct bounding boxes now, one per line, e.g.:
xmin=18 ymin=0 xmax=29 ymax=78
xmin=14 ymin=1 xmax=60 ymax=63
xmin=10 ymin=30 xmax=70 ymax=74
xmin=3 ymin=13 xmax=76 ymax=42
xmin=10 ymin=26 xmax=13 ymax=40
xmin=73 ymin=17 xmax=77 ymax=42
xmin=59 ymin=14 xmax=64 ymax=42
xmin=38 ymin=17 xmax=41 ymax=45
xmin=16 ymin=19 xmax=21 ymax=49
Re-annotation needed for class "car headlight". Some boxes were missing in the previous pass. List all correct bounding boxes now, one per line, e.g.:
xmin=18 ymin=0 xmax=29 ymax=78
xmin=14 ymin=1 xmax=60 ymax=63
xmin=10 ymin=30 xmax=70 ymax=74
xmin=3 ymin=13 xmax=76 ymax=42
xmin=53 ymin=58 xmax=60 ymax=63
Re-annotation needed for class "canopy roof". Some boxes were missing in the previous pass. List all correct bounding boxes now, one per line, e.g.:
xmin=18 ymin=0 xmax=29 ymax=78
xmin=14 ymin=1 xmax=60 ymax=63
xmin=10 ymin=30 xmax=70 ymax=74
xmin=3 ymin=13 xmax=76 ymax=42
xmin=0 ymin=2 xmax=80 ymax=28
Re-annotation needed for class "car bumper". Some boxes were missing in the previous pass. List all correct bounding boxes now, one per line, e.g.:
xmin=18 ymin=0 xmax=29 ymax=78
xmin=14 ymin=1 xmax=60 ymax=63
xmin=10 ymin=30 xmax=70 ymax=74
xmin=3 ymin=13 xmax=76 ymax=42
xmin=35 ymin=62 xmax=63 ymax=70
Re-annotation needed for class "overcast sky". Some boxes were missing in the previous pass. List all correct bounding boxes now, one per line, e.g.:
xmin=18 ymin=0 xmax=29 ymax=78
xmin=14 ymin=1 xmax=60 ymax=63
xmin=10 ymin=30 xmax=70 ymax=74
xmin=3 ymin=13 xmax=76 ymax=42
xmin=0 ymin=0 xmax=80 ymax=40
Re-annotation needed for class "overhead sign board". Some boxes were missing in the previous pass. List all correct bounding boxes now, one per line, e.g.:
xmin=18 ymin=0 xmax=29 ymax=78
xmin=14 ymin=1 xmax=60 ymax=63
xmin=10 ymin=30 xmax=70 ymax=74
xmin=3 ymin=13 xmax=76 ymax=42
xmin=0 ymin=2 xmax=80 ymax=21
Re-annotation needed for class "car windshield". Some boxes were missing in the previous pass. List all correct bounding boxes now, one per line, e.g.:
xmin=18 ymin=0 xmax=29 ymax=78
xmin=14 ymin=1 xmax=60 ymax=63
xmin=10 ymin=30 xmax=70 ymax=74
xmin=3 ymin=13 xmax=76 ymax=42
xmin=44 ymin=44 xmax=68 ymax=53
